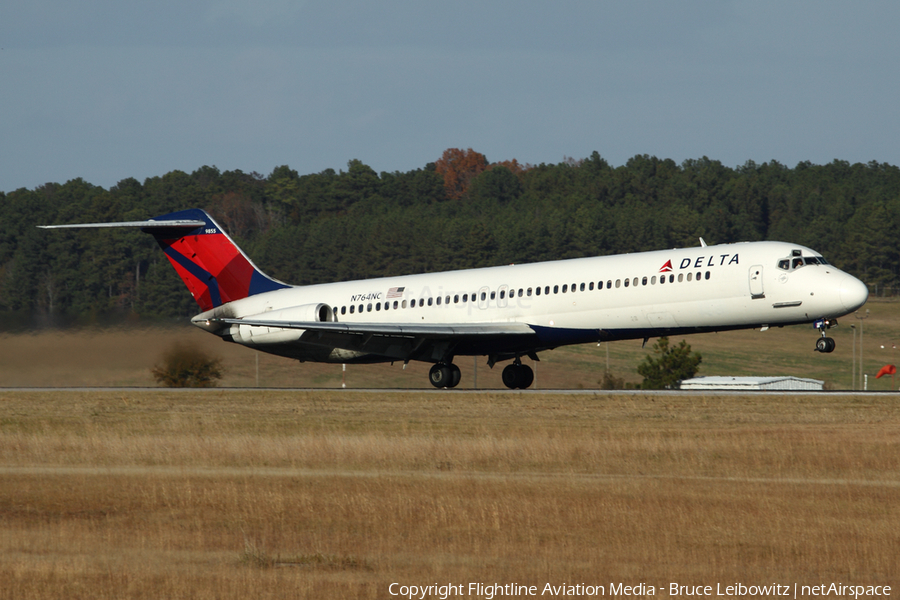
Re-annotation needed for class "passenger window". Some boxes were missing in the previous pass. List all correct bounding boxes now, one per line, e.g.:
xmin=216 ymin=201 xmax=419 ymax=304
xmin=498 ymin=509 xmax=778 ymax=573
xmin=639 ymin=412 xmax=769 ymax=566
xmin=660 ymin=276 xmax=665 ymax=285
xmin=341 ymin=306 xmax=347 ymax=315
xmin=687 ymin=273 xmax=693 ymax=282
xmin=589 ymin=282 xmax=594 ymax=291
xmin=350 ymin=305 xmax=355 ymax=314
xmin=642 ymin=277 xmax=648 ymax=286
xmin=393 ymin=301 xmax=399 ymax=309
xmin=445 ymin=295 xmax=450 ymax=304
xmin=367 ymin=303 xmax=372 ymax=312
xmin=462 ymin=294 xmax=468 ymax=302
xmin=615 ymin=279 xmax=621 ymax=288
xmin=535 ymin=287 xmax=541 ymax=296
xmin=633 ymin=277 xmax=638 ymax=287
xmin=705 ymin=271 xmax=711 ymax=280
xmin=554 ymin=285 xmax=559 ymax=294
xmin=402 ymin=300 xmax=407 ymax=308
xmin=696 ymin=272 xmax=701 ymax=281
xmin=678 ymin=274 xmax=683 ymax=283
xmin=545 ymin=286 xmax=550 ymax=295
xmin=607 ymin=280 xmax=612 ymax=289
xmin=527 ymin=288 xmax=532 ymax=296
xmin=562 ymin=284 xmax=568 ymax=293
xmin=669 ymin=275 xmax=674 ymax=283
xmin=436 ymin=297 xmax=441 ymax=305
xmin=359 ymin=304 xmax=364 ymax=313
xmin=481 ymin=292 xmax=486 ymax=301
xmin=454 ymin=295 xmax=459 ymax=303
xmin=571 ymin=283 xmax=577 ymax=292
xmin=580 ymin=283 xmax=585 ymax=292
xmin=651 ymin=276 xmax=657 ymax=285
xmin=499 ymin=290 xmax=505 ymax=299
xmin=376 ymin=302 xmax=381 ymax=311
xmin=491 ymin=291 xmax=496 ymax=300
xmin=624 ymin=279 xmax=629 ymax=288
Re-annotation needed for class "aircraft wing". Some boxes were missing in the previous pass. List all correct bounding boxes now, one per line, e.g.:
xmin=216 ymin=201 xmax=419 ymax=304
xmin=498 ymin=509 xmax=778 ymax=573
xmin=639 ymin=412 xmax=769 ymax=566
xmin=209 ymin=317 xmax=537 ymax=362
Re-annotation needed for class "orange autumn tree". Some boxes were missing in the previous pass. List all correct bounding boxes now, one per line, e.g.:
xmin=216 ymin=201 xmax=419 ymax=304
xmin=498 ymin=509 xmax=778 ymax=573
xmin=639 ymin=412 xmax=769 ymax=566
xmin=434 ymin=148 xmax=489 ymax=200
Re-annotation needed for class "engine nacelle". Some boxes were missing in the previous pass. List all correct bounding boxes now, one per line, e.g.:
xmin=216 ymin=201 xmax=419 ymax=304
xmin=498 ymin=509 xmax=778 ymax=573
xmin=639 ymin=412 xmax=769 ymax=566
xmin=262 ymin=303 xmax=335 ymax=324
xmin=230 ymin=303 xmax=335 ymax=345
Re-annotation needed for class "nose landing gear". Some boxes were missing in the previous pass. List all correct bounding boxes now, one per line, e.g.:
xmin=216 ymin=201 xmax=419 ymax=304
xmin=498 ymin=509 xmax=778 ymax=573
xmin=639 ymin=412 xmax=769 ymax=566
xmin=813 ymin=318 xmax=837 ymax=353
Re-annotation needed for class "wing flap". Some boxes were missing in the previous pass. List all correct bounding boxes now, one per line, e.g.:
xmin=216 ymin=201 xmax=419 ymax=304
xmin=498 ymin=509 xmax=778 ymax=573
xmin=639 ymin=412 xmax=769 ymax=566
xmin=208 ymin=317 xmax=534 ymax=338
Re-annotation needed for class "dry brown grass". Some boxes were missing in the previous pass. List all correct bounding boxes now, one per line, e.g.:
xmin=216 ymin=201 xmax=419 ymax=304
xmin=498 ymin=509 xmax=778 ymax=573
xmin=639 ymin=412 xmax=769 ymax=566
xmin=0 ymin=390 xmax=898 ymax=598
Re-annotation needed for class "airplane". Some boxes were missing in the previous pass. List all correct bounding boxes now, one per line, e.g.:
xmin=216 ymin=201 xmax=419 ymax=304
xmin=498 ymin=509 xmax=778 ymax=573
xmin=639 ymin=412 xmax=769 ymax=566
xmin=40 ymin=208 xmax=869 ymax=389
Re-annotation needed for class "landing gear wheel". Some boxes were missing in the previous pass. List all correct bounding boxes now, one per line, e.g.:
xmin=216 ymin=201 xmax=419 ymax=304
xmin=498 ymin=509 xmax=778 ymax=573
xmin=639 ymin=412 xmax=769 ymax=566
xmin=517 ymin=364 xmax=534 ymax=389
xmin=429 ymin=364 xmax=451 ymax=388
xmin=501 ymin=363 xmax=534 ymax=389
xmin=502 ymin=364 xmax=519 ymax=389
xmin=429 ymin=363 xmax=461 ymax=388
xmin=449 ymin=364 xmax=461 ymax=388
xmin=815 ymin=337 xmax=836 ymax=353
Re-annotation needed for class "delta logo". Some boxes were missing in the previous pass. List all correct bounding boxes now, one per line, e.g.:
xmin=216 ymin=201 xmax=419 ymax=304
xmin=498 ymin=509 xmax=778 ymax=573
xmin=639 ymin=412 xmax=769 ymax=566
xmin=660 ymin=254 xmax=741 ymax=272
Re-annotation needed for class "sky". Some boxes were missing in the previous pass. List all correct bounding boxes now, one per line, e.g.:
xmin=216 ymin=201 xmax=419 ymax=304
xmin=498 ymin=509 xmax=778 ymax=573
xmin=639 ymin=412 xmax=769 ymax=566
xmin=1 ymin=1 xmax=899 ymax=192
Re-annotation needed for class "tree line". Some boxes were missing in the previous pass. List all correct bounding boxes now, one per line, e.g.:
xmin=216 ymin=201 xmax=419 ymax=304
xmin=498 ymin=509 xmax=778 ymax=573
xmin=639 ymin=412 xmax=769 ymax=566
xmin=2 ymin=149 xmax=899 ymax=326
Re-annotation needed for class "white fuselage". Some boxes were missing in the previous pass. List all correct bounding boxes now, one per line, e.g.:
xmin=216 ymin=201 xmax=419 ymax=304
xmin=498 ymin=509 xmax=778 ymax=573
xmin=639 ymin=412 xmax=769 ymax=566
xmin=194 ymin=240 xmax=868 ymax=363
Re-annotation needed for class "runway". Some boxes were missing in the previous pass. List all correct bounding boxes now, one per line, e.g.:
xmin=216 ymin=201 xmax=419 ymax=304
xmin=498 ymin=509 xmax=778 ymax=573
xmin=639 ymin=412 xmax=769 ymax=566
xmin=1 ymin=386 xmax=895 ymax=396
xmin=2 ymin=464 xmax=899 ymax=488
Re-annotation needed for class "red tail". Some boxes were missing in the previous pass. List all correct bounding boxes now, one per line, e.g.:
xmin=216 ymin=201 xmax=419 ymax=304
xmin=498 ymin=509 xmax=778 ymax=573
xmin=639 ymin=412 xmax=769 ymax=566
xmin=146 ymin=209 xmax=289 ymax=312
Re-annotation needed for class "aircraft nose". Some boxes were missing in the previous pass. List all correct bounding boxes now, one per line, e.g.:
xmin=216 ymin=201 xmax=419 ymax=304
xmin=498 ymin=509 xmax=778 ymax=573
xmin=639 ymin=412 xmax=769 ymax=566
xmin=839 ymin=275 xmax=869 ymax=312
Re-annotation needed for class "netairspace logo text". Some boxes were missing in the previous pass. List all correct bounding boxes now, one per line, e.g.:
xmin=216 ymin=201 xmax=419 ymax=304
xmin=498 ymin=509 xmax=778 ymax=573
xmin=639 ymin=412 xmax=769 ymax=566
xmin=388 ymin=581 xmax=892 ymax=599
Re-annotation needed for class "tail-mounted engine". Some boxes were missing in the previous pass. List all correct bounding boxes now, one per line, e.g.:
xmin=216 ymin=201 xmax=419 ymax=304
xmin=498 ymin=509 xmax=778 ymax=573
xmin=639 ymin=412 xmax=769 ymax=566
xmin=230 ymin=303 xmax=336 ymax=345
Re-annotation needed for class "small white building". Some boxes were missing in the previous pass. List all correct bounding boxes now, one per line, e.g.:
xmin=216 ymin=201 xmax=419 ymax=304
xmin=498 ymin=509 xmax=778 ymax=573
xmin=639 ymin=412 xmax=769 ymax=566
xmin=679 ymin=376 xmax=824 ymax=391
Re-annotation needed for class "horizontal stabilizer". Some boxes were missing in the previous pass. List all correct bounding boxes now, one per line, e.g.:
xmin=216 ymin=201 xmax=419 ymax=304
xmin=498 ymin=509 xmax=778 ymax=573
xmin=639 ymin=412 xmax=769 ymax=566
xmin=38 ymin=219 xmax=206 ymax=230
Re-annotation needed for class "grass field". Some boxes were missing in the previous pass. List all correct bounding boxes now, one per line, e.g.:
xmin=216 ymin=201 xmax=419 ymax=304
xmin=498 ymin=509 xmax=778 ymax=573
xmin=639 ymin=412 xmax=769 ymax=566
xmin=1 ymin=299 xmax=898 ymax=390
xmin=0 ymin=389 xmax=898 ymax=598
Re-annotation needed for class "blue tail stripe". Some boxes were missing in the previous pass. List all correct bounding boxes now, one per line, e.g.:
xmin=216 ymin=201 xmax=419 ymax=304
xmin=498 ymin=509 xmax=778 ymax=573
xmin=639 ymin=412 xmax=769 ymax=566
xmin=163 ymin=246 xmax=223 ymax=307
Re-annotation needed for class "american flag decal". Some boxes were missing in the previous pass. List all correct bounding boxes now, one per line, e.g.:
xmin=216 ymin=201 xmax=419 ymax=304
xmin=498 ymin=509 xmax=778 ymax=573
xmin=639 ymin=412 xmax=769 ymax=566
xmin=386 ymin=286 xmax=405 ymax=298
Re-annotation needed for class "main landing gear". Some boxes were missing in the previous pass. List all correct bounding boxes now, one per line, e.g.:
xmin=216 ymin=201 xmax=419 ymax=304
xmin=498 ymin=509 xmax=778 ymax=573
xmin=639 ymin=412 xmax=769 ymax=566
xmin=501 ymin=359 xmax=534 ymax=390
xmin=428 ymin=359 xmax=535 ymax=389
xmin=814 ymin=318 xmax=836 ymax=353
xmin=429 ymin=363 xmax=461 ymax=388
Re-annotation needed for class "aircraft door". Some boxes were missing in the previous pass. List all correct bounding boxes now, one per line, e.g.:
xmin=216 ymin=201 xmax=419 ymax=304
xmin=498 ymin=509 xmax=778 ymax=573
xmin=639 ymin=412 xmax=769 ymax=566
xmin=749 ymin=265 xmax=764 ymax=298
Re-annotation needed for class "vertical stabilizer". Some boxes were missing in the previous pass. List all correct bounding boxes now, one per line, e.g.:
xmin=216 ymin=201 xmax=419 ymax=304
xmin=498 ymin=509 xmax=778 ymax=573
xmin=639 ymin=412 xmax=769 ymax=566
xmin=144 ymin=209 xmax=289 ymax=311
xmin=40 ymin=208 xmax=290 ymax=312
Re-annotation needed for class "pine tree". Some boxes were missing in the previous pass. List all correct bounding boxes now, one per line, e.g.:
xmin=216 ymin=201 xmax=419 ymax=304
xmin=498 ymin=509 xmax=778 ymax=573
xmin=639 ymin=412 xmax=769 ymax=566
xmin=637 ymin=337 xmax=702 ymax=389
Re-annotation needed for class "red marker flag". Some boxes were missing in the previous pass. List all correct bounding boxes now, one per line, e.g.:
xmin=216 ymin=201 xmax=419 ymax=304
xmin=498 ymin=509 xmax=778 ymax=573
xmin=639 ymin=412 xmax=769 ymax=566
xmin=875 ymin=364 xmax=896 ymax=379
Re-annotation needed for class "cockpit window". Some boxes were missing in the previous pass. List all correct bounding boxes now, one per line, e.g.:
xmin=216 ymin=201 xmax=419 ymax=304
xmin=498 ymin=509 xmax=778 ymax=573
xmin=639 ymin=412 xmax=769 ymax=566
xmin=779 ymin=254 xmax=829 ymax=271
